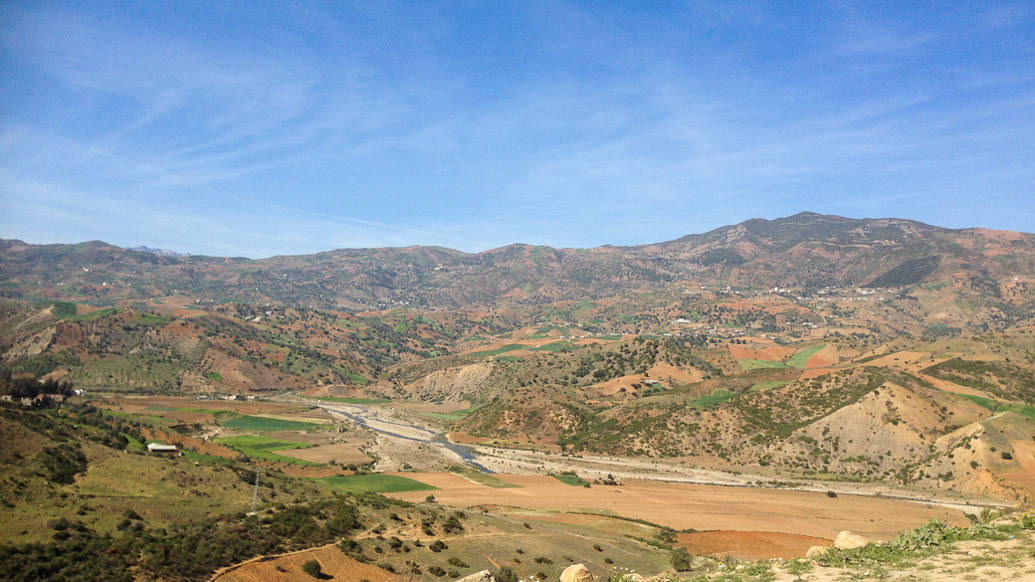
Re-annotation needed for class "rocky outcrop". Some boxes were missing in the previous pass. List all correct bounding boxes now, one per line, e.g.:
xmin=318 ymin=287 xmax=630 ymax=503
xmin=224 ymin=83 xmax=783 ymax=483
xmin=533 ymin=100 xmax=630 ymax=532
xmin=833 ymin=530 xmax=868 ymax=550
xmin=560 ymin=563 xmax=596 ymax=582
xmin=456 ymin=571 xmax=495 ymax=582
xmin=805 ymin=545 xmax=831 ymax=558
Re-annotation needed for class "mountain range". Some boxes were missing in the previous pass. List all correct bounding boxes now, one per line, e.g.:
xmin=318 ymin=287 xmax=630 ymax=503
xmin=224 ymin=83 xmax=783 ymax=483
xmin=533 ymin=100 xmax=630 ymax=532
xmin=2 ymin=212 xmax=1034 ymax=507
xmin=3 ymin=212 xmax=1032 ymax=314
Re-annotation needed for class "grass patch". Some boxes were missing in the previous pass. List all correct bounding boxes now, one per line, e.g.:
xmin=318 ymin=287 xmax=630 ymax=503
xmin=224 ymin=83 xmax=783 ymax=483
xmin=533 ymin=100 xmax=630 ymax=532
xmin=787 ymin=344 xmax=826 ymax=368
xmin=468 ymin=344 xmax=527 ymax=357
xmin=1000 ymin=403 xmax=1035 ymax=421
xmin=50 ymin=301 xmax=78 ymax=318
xmin=216 ymin=435 xmax=317 ymax=465
xmin=495 ymin=355 xmax=524 ymax=362
xmin=447 ymin=466 xmax=520 ymax=488
xmin=182 ymin=451 xmax=233 ymax=465
xmin=221 ymin=415 xmax=321 ymax=432
xmin=739 ymin=359 xmax=787 ymax=371
xmin=420 ymin=408 xmax=477 ymax=422
xmin=319 ymin=474 xmax=436 ymax=494
xmin=549 ymin=471 xmax=590 ymax=487
xmin=961 ymin=394 xmax=999 ymax=411
xmin=689 ymin=389 xmax=737 ymax=407
xmin=749 ymin=380 xmax=789 ymax=392
xmin=959 ymin=395 xmax=1035 ymax=419
xmin=535 ymin=340 xmax=577 ymax=353
xmin=469 ymin=341 xmax=579 ymax=357
xmin=68 ymin=307 xmax=119 ymax=322
xmin=204 ymin=371 xmax=222 ymax=382
xmin=346 ymin=371 xmax=369 ymax=385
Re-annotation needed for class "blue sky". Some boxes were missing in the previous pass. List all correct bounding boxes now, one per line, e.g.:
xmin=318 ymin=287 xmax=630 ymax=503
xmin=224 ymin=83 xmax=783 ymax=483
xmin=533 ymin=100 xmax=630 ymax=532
xmin=1 ymin=1 xmax=1033 ymax=257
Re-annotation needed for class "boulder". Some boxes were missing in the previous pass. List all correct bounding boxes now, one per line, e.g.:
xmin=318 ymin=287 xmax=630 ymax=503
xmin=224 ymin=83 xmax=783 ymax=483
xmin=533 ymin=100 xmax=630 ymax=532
xmin=833 ymin=530 xmax=867 ymax=550
xmin=805 ymin=545 xmax=831 ymax=558
xmin=456 ymin=571 xmax=495 ymax=582
xmin=560 ymin=563 xmax=597 ymax=582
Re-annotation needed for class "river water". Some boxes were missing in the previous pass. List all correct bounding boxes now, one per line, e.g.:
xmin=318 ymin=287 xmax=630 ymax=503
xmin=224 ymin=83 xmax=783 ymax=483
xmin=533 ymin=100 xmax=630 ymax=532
xmin=314 ymin=402 xmax=495 ymax=473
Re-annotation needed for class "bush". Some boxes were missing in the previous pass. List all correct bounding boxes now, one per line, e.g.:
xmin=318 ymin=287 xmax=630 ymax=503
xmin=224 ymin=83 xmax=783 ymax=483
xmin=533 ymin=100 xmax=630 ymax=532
xmin=429 ymin=540 xmax=448 ymax=552
xmin=671 ymin=547 xmax=693 ymax=571
xmin=496 ymin=566 xmax=519 ymax=582
xmin=826 ymin=490 xmax=838 ymax=498
xmin=301 ymin=559 xmax=321 ymax=578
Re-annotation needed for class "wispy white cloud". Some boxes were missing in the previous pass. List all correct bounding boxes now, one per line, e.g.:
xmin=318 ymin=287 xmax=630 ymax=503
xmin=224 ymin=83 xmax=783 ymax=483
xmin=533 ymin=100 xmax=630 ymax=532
xmin=1 ymin=2 xmax=1033 ymax=255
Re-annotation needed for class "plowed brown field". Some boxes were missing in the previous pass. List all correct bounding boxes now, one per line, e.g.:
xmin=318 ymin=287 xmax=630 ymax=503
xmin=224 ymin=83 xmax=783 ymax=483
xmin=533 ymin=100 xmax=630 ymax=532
xmin=387 ymin=474 xmax=968 ymax=541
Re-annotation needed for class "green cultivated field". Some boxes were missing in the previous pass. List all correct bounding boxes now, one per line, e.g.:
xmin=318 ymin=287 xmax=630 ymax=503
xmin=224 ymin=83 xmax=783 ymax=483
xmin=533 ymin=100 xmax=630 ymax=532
xmin=221 ymin=415 xmax=321 ymax=432
xmin=787 ymin=344 xmax=826 ymax=367
xmin=216 ymin=435 xmax=317 ymax=464
xmin=739 ymin=344 xmax=826 ymax=371
xmin=549 ymin=471 xmax=590 ymax=486
xmin=750 ymin=380 xmax=790 ymax=392
xmin=469 ymin=340 xmax=578 ymax=357
xmin=468 ymin=344 xmax=527 ymax=357
xmin=319 ymin=473 xmax=436 ymax=493
xmin=739 ymin=358 xmax=787 ymax=371
xmin=689 ymin=389 xmax=737 ymax=407
xmin=421 ymin=408 xmax=477 ymax=422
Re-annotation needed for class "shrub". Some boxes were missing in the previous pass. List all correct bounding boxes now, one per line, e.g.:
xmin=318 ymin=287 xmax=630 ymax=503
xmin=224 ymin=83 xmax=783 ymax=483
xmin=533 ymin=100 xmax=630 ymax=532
xmin=301 ymin=559 xmax=321 ymax=578
xmin=495 ymin=566 xmax=518 ymax=582
xmin=671 ymin=547 xmax=693 ymax=571
xmin=429 ymin=540 xmax=448 ymax=552
xmin=1021 ymin=514 xmax=1035 ymax=529
xmin=826 ymin=490 xmax=838 ymax=498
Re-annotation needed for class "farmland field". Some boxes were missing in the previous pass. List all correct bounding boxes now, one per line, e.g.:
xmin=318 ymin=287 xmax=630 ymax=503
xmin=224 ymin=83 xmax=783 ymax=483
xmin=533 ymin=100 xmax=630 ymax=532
xmin=221 ymin=415 xmax=322 ymax=432
xmin=386 ymin=474 xmax=970 ymax=543
xmin=272 ymin=443 xmax=371 ymax=465
xmin=319 ymin=473 xmax=436 ymax=494
xmin=738 ymin=358 xmax=787 ymax=371
xmin=786 ymin=344 xmax=827 ymax=367
xmin=216 ymin=435 xmax=317 ymax=464
xmin=688 ymin=389 xmax=737 ymax=407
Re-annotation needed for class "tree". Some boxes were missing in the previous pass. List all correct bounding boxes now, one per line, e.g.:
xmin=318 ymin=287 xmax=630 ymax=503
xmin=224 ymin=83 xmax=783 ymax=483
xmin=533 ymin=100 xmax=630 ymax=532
xmin=495 ymin=566 xmax=519 ymax=582
xmin=301 ymin=559 xmax=322 ymax=578
xmin=671 ymin=547 xmax=693 ymax=571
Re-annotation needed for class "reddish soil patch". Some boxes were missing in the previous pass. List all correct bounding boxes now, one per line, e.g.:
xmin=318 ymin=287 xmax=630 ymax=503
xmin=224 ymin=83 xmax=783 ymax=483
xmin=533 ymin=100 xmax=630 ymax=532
xmin=677 ymin=530 xmax=832 ymax=560
xmin=800 ymin=367 xmax=837 ymax=379
xmin=805 ymin=344 xmax=839 ymax=368
xmin=729 ymin=344 xmax=795 ymax=361
xmin=647 ymin=362 xmax=703 ymax=384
